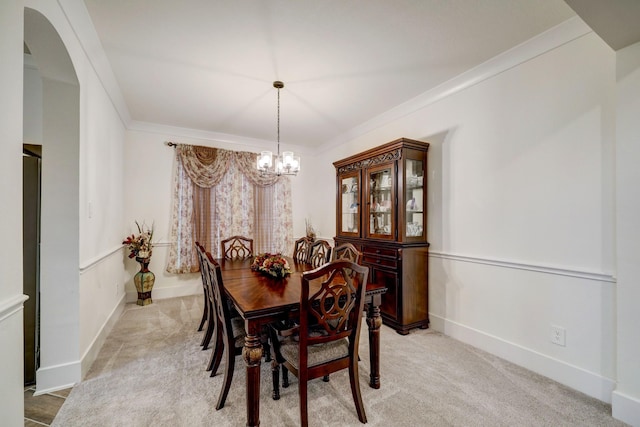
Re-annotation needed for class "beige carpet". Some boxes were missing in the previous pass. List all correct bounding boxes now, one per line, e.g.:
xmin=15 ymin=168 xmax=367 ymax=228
xmin=52 ymin=296 xmax=627 ymax=426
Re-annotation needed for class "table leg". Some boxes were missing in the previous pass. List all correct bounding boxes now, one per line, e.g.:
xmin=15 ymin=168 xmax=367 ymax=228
xmin=366 ymin=295 xmax=383 ymax=389
xmin=242 ymin=321 xmax=263 ymax=427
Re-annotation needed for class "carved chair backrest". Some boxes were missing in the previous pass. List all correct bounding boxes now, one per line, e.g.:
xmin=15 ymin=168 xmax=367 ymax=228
xmin=221 ymin=235 xmax=254 ymax=260
xmin=299 ymin=260 xmax=369 ymax=357
xmin=308 ymin=240 xmax=332 ymax=268
xmin=293 ymin=236 xmax=314 ymax=264
xmin=331 ymin=242 xmax=362 ymax=264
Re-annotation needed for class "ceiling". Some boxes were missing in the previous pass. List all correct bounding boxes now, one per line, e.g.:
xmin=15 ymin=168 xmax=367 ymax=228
xmin=80 ymin=1 xmax=613 ymax=150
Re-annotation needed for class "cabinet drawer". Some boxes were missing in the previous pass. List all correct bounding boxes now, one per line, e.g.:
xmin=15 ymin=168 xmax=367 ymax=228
xmin=362 ymin=245 xmax=398 ymax=259
xmin=363 ymin=255 xmax=398 ymax=269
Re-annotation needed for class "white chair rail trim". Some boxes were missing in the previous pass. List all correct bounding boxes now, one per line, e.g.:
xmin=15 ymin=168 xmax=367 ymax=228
xmin=429 ymin=251 xmax=615 ymax=283
xmin=79 ymin=244 xmax=125 ymax=274
xmin=79 ymin=241 xmax=172 ymax=274
xmin=0 ymin=294 xmax=29 ymax=323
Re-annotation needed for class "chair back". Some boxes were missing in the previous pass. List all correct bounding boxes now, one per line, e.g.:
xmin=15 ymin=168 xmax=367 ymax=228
xmin=293 ymin=236 xmax=314 ymax=264
xmin=195 ymin=242 xmax=213 ymax=305
xmin=221 ymin=235 xmax=254 ymax=259
xmin=197 ymin=242 xmax=216 ymax=341
xmin=330 ymin=242 xmax=362 ymax=264
xmin=204 ymin=252 xmax=234 ymax=340
xmin=195 ymin=241 xmax=206 ymax=275
xmin=299 ymin=260 xmax=369 ymax=353
xmin=307 ymin=239 xmax=331 ymax=268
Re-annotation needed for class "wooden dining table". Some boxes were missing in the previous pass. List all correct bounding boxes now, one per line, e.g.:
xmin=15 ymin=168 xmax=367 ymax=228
xmin=215 ymin=257 xmax=387 ymax=427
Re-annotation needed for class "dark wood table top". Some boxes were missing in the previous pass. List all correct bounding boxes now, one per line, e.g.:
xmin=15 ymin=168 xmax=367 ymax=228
xmin=217 ymin=257 xmax=386 ymax=320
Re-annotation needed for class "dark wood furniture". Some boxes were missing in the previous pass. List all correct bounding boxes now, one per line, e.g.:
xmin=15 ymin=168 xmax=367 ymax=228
xmin=204 ymin=253 xmax=246 ymax=409
xmin=195 ymin=242 xmax=212 ymax=345
xmin=334 ymin=137 xmax=430 ymax=335
xmin=216 ymin=257 xmax=386 ymax=427
xmin=331 ymin=242 xmax=362 ymax=264
xmin=293 ymin=236 xmax=314 ymax=263
xmin=269 ymin=260 xmax=370 ymax=426
xmin=307 ymin=239 xmax=332 ymax=268
xmin=221 ymin=235 xmax=254 ymax=259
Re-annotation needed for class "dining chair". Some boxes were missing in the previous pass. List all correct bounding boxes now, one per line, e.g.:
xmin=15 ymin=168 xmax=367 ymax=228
xmin=195 ymin=242 xmax=214 ymax=348
xmin=307 ymin=239 xmax=331 ymax=268
xmin=204 ymin=252 xmax=246 ymax=410
xmin=221 ymin=235 xmax=254 ymax=260
xmin=293 ymin=236 xmax=314 ymax=264
xmin=269 ymin=260 xmax=370 ymax=426
xmin=331 ymin=242 xmax=362 ymax=264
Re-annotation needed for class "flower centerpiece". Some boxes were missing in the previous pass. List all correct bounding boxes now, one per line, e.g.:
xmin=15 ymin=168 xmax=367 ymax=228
xmin=251 ymin=253 xmax=292 ymax=279
xmin=122 ymin=221 xmax=154 ymax=260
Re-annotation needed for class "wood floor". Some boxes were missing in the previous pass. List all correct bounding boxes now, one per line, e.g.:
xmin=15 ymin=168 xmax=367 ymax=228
xmin=24 ymin=386 xmax=72 ymax=426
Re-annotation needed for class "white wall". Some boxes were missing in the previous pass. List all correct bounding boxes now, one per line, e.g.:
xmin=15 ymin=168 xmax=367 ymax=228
xmin=613 ymin=41 xmax=640 ymax=427
xmin=22 ymin=0 xmax=128 ymax=393
xmin=0 ymin=1 xmax=27 ymax=424
xmin=23 ymin=55 xmax=42 ymax=144
xmin=311 ymin=27 xmax=619 ymax=403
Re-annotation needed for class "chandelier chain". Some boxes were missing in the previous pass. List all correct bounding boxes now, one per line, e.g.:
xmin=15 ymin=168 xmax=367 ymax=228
xmin=256 ymin=80 xmax=299 ymax=176
xmin=277 ymin=85 xmax=280 ymax=156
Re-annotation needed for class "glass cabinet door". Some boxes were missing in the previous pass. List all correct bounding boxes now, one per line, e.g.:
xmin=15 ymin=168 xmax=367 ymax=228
xmin=404 ymin=155 xmax=425 ymax=240
xmin=338 ymin=172 xmax=360 ymax=236
xmin=366 ymin=163 xmax=395 ymax=239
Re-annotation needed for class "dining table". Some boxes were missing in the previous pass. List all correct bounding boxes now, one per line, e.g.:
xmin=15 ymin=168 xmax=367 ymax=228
xmin=215 ymin=256 xmax=387 ymax=427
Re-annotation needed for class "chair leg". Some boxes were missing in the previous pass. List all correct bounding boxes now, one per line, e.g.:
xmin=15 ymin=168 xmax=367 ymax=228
xmin=198 ymin=292 xmax=208 ymax=332
xmin=299 ymin=374 xmax=309 ymax=427
xmin=282 ymin=365 xmax=289 ymax=388
xmin=271 ymin=359 xmax=281 ymax=400
xmin=201 ymin=301 xmax=215 ymax=349
xmin=208 ymin=324 xmax=224 ymax=375
xmin=215 ymin=346 xmax=235 ymax=410
xmin=348 ymin=359 xmax=367 ymax=424
xmin=201 ymin=318 xmax=214 ymax=350
xmin=262 ymin=331 xmax=271 ymax=363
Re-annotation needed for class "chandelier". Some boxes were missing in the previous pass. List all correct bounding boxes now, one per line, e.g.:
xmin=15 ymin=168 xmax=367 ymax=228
xmin=256 ymin=81 xmax=300 ymax=176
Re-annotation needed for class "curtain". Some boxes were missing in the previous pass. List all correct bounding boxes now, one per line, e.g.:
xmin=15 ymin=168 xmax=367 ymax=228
xmin=167 ymin=144 xmax=293 ymax=273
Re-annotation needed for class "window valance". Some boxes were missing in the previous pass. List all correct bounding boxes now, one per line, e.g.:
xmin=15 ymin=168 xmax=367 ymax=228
xmin=178 ymin=144 xmax=280 ymax=188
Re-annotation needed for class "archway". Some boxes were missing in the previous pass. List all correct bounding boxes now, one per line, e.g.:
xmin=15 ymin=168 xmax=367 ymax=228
xmin=24 ymin=7 xmax=81 ymax=393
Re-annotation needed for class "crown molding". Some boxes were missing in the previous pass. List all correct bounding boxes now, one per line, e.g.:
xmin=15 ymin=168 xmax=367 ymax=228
xmin=128 ymin=120 xmax=311 ymax=154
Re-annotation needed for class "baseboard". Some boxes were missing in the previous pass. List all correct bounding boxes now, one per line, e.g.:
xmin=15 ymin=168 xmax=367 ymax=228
xmin=125 ymin=282 xmax=201 ymax=303
xmin=35 ymin=361 xmax=81 ymax=396
xmin=612 ymin=390 xmax=640 ymax=426
xmin=80 ymin=293 xmax=126 ymax=378
xmin=429 ymin=313 xmax=616 ymax=404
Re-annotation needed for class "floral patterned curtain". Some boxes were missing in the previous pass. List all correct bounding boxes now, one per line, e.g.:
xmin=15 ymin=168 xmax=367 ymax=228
xmin=167 ymin=144 xmax=293 ymax=274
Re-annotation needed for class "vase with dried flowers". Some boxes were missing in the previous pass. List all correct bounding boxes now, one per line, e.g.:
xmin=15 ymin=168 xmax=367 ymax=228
xmin=122 ymin=221 xmax=155 ymax=306
xmin=305 ymin=219 xmax=316 ymax=240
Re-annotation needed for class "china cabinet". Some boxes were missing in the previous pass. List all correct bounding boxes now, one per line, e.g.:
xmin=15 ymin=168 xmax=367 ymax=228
xmin=334 ymin=138 xmax=429 ymax=334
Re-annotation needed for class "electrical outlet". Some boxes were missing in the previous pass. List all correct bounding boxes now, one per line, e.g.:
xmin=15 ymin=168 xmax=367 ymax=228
xmin=550 ymin=325 xmax=566 ymax=346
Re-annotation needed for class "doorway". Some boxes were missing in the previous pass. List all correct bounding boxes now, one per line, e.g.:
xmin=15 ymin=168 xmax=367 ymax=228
xmin=23 ymin=144 xmax=41 ymax=386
